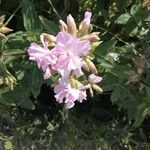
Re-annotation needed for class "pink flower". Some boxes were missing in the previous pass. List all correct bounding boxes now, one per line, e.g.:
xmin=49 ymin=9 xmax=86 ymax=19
xmin=83 ymin=11 xmax=92 ymax=25
xmin=88 ymin=74 xmax=103 ymax=84
xmin=55 ymin=84 xmax=87 ymax=109
xmin=52 ymin=32 xmax=90 ymax=76
xmin=28 ymin=43 xmax=53 ymax=79
xmin=54 ymin=77 xmax=87 ymax=109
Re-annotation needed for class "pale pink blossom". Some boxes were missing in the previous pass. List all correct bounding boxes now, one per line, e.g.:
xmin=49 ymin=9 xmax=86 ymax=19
xmin=28 ymin=43 xmax=53 ymax=79
xmin=54 ymin=77 xmax=87 ymax=109
xmin=89 ymin=74 xmax=103 ymax=84
xmin=52 ymin=32 xmax=90 ymax=77
xmin=55 ymin=84 xmax=87 ymax=109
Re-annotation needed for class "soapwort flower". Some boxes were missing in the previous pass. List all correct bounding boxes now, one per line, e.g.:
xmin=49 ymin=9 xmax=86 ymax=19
xmin=27 ymin=11 xmax=103 ymax=109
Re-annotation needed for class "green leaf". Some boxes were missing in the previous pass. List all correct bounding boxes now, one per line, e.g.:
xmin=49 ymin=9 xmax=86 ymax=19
xmin=21 ymin=0 xmax=41 ymax=31
xmin=1 ymin=86 xmax=27 ymax=104
xmin=109 ymin=64 xmax=132 ymax=78
xmin=130 ymin=3 xmax=141 ymax=16
xmin=29 ymin=67 xmax=43 ymax=98
xmin=1 ymin=86 xmax=35 ymax=110
xmin=0 ymin=105 xmax=8 ymax=116
xmin=141 ymin=11 xmax=150 ymax=22
xmin=39 ymin=16 xmax=59 ymax=35
xmin=133 ymin=104 xmax=146 ymax=128
xmin=111 ymin=85 xmax=133 ymax=103
xmin=19 ymin=95 xmax=35 ymax=110
xmin=99 ymin=58 xmax=114 ymax=69
xmin=5 ymin=31 xmax=28 ymax=50
xmin=124 ymin=18 xmax=139 ymax=36
xmin=101 ymin=73 xmax=118 ymax=91
xmin=115 ymin=13 xmax=131 ymax=25
xmin=95 ymin=39 xmax=117 ymax=56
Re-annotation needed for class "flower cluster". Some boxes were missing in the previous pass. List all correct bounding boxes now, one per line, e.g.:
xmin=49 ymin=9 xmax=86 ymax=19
xmin=28 ymin=11 xmax=103 ymax=109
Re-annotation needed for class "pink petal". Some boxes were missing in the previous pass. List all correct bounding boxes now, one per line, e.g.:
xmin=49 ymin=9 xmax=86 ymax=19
xmin=89 ymin=74 xmax=103 ymax=84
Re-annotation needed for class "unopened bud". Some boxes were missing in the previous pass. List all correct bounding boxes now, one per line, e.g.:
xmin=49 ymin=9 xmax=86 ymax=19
xmin=41 ymin=33 xmax=56 ymax=43
xmin=87 ymin=53 xmax=95 ymax=60
xmin=92 ymin=84 xmax=103 ymax=93
xmin=79 ymin=11 xmax=92 ymax=33
xmin=89 ymin=74 xmax=103 ymax=84
xmin=78 ymin=24 xmax=92 ymax=36
xmin=0 ymin=26 xmax=13 ymax=34
xmin=67 ymin=14 xmax=77 ymax=36
xmin=40 ymin=33 xmax=56 ymax=48
xmin=48 ymin=42 xmax=56 ymax=47
xmin=83 ymin=60 xmax=89 ymax=71
xmin=4 ymin=77 xmax=9 ymax=85
xmin=86 ymin=58 xmax=98 ymax=74
xmin=89 ymin=86 xmax=94 ymax=97
xmin=7 ymin=76 xmax=16 ymax=90
xmin=59 ymin=20 xmax=68 ymax=32
xmin=9 ymin=82 xmax=14 ymax=90
xmin=80 ymin=32 xmax=100 ymax=41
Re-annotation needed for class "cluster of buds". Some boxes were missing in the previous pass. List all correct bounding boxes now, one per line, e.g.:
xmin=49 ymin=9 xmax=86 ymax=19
xmin=28 ymin=11 xmax=103 ymax=109
xmin=0 ymin=56 xmax=17 ymax=90
xmin=0 ymin=74 xmax=17 ymax=90
xmin=0 ymin=15 xmax=16 ymax=89
xmin=0 ymin=15 xmax=13 ymax=39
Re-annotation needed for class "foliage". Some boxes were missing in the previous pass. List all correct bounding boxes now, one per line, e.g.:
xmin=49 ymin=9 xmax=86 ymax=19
xmin=0 ymin=0 xmax=150 ymax=149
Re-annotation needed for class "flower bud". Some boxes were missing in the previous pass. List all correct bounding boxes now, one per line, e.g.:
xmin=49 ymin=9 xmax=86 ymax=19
xmin=4 ymin=77 xmax=9 ymax=85
xmin=89 ymin=32 xmax=100 ymax=41
xmin=89 ymin=74 xmax=103 ymax=84
xmin=80 ymin=32 xmax=100 ymax=41
xmin=40 ymin=33 xmax=56 ymax=48
xmin=41 ymin=33 xmax=56 ymax=43
xmin=83 ymin=11 xmax=92 ymax=25
xmin=92 ymin=84 xmax=103 ymax=93
xmin=89 ymin=86 xmax=94 ymax=97
xmin=86 ymin=58 xmax=98 ymax=74
xmin=67 ymin=14 xmax=77 ymax=36
xmin=59 ymin=20 xmax=68 ymax=32
xmin=0 ymin=26 xmax=13 ymax=34
xmin=79 ymin=11 xmax=92 ymax=36
xmin=48 ymin=42 xmax=56 ymax=47
xmin=83 ymin=60 xmax=90 ymax=71
xmin=7 ymin=76 xmax=17 ymax=90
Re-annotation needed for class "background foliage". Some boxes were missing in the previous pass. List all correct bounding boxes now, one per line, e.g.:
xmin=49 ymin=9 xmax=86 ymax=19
xmin=0 ymin=0 xmax=150 ymax=149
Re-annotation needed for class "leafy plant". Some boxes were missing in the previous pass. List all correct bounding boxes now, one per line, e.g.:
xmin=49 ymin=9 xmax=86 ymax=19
xmin=0 ymin=0 xmax=149 ymax=149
